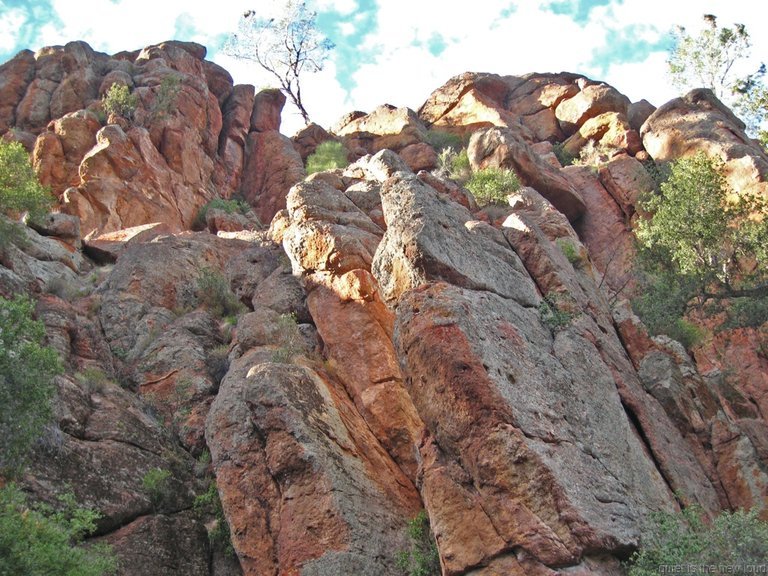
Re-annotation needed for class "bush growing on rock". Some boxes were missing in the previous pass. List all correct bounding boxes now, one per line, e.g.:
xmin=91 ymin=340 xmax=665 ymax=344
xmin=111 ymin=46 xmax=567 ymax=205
xmin=627 ymin=506 xmax=768 ymax=574
xmin=634 ymin=152 xmax=768 ymax=340
xmin=194 ymin=267 xmax=246 ymax=318
xmin=102 ymin=83 xmax=139 ymax=120
xmin=192 ymin=197 xmax=250 ymax=230
xmin=0 ymin=484 xmax=117 ymax=575
xmin=305 ymin=141 xmax=349 ymax=174
xmin=395 ymin=511 xmax=440 ymax=576
xmin=0 ymin=140 xmax=54 ymax=242
xmin=0 ymin=295 xmax=62 ymax=475
xmin=465 ymin=166 xmax=520 ymax=206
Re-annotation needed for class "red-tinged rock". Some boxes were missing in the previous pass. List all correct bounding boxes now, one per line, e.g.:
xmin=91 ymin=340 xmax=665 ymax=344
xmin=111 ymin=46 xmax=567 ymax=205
xmin=0 ymin=49 xmax=36 ymax=133
xmin=291 ymin=122 xmax=335 ymax=161
xmin=202 ymin=59 xmax=234 ymax=105
xmin=628 ymin=99 xmax=655 ymax=131
xmin=468 ymin=126 xmax=586 ymax=221
xmin=250 ymin=88 xmax=285 ymax=133
xmin=564 ymin=165 xmax=638 ymax=296
xmin=419 ymin=72 xmax=517 ymax=128
xmin=597 ymin=154 xmax=655 ymax=219
xmin=206 ymin=359 xmax=420 ymax=575
xmin=335 ymin=104 xmax=427 ymax=153
xmin=562 ymin=112 xmax=642 ymax=158
xmin=240 ymin=130 xmax=305 ymax=225
xmin=555 ymin=82 xmax=631 ymax=137
xmin=399 ymin=141 xmax=438 ymax=172
xmin=99 ymin=512 xmax=211 ymax=576
xmin=641 ymin=88 xmax=768 ymax=197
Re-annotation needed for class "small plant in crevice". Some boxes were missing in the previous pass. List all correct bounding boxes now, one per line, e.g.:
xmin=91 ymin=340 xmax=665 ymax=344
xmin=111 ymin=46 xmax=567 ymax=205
xmin=193 ymin=479 xmax=234 ymax=557
xmin=538 ymin=293 xmax=576 ymax=333
xmin=556 ymin=238 xmax=582 ymax=267
xmin=195 ymin=266 xmax=246 ymax=318
xmin=306 ymin=140 xmax=349 ymax=174
xmin=552 ymin=142 xmax=576 ymax=167
xmin=271 ymin=312 xmax=302 ymax=363
xmin=141 ymin=467 xmax=173 ymax=513
xmin=395 ymin=510 xmax=441 ymax=576
xmin=424 ymin=129 xmax=464 ymax=153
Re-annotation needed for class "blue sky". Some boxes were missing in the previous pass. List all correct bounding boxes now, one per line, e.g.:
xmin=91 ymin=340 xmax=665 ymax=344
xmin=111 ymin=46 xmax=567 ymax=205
xmin=1 ymin=0 xmax=765 ymax=135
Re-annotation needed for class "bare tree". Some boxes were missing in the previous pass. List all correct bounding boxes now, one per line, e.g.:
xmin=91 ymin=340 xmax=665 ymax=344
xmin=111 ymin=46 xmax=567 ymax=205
xmin=225 ymin=1 xmax=334 ymax=125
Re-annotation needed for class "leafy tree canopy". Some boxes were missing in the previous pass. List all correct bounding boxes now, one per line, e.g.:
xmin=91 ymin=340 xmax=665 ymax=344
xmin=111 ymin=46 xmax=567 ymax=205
xmin=0 ymin=294 xmax=62 ymax=474
xmin=667 ymin=14 xmax=767 ymax=141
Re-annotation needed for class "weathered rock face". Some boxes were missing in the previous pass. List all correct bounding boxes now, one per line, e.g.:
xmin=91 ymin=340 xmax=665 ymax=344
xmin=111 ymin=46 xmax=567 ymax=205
xmin=641 ymin=88 xmax=768 ymax=197
xmin=4 ymin=38 xmax=768 ymax=576
xmin=0 ymin=41 xmax=308 ymax=238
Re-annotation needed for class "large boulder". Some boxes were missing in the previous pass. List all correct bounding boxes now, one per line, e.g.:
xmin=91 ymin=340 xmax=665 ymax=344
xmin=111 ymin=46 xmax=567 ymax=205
xmin=641 ymin=88 xmax=768 ymax=197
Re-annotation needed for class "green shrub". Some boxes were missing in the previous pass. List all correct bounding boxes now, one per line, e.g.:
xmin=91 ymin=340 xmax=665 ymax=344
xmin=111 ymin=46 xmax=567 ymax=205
xmin=102 ymin=83 xmax=139 ymax=120
xmin=193 ymin=197 xmax=250 ymax=230
xmin=465 ymin=167 xmax=520 ymax=206
xmin=0 ymin=295 xmax=62 ymax=474
xmin=141 ymin=467 xmax=173 ymax=512
xmin=0 ymin=140 xmax=54 ymax=242
xmin=306 ymin=141 xmax=349 ymax=174
xmin=271 ymin=312 xmax=302 ymax=363
xmin=627 ymin=506 xmax=768 ymax=574
xmin=396 ymin=510 xmax=440 ymax=576
xmin=0 ymin=483 xmax=117 ymax=575
xmin=424 ymin=129 xmax=463 ymax=152
xmin=552 ymin=142 xmax=576 ymax=167
xmin=195 ymin=267 xmax=245 ymax=318
xmin=538 ymin=294 xmax=576 ymax=333
xmin=722 ymin=296 xmax=768 ymax=329
xmin=193 ymin=480 xmax=234 ymax=556
xmin=557 ymin=238 xmax=581 ymax=266
xmin=147 ymin=75 xmax=181 ymax=123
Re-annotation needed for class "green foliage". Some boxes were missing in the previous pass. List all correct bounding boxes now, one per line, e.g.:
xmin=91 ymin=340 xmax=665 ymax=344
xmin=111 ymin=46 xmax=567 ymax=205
xmin=141 ymin=467 xmax=173 ymax=512
xmin=627 ymin=506 xmax=768 ymax=574
xmin=641 ymin=158 xmax=672 ymax=194
xmin=195 ymin=267 xmax=246 ymax=318
xmin=193 ymin=197 xmax=250 ymax=230
xmin=271 ymin=312 xmax=302 ymax=363
xmin=557 ymin=238 xmax=582 ymax=266
xmin=396 ymin=511 xmax=440 ymax=576
xmin=101 ymin=83 xmax=138 ymax=120
xmin=0 ymin=483 xmax=117 ymax=575
xmin=552 ymin=142 xmax=576 ymax=167
xmin=0 ymin=295 xmax=62 ymax=474
xmin=193 ymin=480 xmax=233 ymax=556
xmin=465 ymin=167 xmax=520 ymax=206
xmin=632 ymin=266 xmax=705 ymax=348
xmin=637 ymin=153 xmax=768 ymax=296
xmin=721 ymin=296 xmax=768 ymax=330
xmin=538 ymin=294 xmax=576 ymax=333
xmin=306 ymin=141 xmax=349 ymax=174
xmin=148 ymin=75 xmax=181 ymax=123
xmin=667 ymin=14 xmax=766 ymax=137
xmin=424 ymin=129 xmax=463 ymax=152
xmin=0 ymin=140 xmax=54 ymax=241
xmin=225 ymin=2 xmax=334 ymax=124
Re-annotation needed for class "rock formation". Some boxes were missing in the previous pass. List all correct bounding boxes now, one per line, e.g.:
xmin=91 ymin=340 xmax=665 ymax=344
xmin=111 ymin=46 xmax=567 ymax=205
xmin=1 ymin=42 xmax=766 ymax=576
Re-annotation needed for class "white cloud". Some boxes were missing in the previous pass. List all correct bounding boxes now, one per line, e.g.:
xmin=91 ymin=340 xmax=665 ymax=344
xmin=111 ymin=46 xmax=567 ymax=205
xmin=0 ymin=9 xmax=25 ymax=53
xmin=314 ymin=0 xmax=358 ymax=16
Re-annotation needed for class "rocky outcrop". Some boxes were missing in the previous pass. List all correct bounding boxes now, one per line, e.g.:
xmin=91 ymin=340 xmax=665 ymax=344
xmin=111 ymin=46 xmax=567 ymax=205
xmin=0 ymin=41 xmax=307 ymax=238
xmin=3 ymin=37 xmax=768 ymax=576
xmin=641 ymin=88 xmax=768 ymax=197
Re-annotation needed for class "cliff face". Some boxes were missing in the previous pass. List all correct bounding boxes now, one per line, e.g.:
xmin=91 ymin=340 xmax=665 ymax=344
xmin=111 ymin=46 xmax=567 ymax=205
xmin=1 ymin=41 xmax=767 ymax=576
